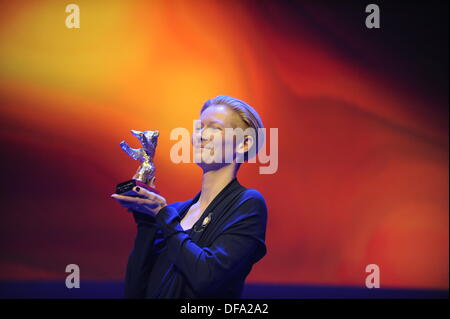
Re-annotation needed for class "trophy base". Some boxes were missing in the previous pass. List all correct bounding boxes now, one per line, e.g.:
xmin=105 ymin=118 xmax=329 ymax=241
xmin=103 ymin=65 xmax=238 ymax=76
xmin=116 ymin=179 xmax=160 ymax=196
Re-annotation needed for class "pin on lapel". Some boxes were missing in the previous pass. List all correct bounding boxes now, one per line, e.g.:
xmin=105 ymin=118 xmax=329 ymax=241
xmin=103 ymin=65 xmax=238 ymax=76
xmin=194 ymin=212 xmax=213 ymax=233
xmin=202 ymin=213 xmax=213 ymax=227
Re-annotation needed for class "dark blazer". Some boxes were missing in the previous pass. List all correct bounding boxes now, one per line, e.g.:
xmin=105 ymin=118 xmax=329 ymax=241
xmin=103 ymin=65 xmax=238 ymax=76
xmin=124 ymin=177 xmax=267 ymax=298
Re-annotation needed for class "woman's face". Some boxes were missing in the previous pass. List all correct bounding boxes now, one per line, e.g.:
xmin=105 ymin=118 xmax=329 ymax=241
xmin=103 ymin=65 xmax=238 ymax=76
xmin=192 ymin=104 xmax=247 ymax=168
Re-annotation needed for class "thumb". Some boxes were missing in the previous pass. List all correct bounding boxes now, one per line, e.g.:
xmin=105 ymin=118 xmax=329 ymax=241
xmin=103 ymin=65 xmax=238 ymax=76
xmin=148 ymin=176 xmax=156 ymax=189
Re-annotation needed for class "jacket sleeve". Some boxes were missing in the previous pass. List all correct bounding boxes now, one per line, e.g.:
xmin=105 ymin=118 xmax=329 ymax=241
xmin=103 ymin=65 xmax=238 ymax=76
xmin=154 ymin=195 xmax=267 ymax=296
xmin=124 ymin=211 xmax=165 ymax=298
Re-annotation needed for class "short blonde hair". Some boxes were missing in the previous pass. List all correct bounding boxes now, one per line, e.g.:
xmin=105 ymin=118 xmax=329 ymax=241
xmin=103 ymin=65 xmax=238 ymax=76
xmin=201 ymin=95 xmax=265 ymax=161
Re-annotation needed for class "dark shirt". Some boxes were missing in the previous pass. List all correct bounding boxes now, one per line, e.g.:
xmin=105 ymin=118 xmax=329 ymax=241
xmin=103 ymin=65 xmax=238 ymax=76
xmin=124 ymin=178 xmax=267 ymax=298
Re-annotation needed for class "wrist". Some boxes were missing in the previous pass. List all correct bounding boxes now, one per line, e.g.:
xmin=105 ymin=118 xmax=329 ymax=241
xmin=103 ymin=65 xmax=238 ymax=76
xmin=131 ymin=210 xmax=157 ymax=225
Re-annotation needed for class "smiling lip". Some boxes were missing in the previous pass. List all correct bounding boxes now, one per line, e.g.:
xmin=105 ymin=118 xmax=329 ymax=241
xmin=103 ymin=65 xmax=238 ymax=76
xmin=197 ymin=146 xmax=213 ymax=151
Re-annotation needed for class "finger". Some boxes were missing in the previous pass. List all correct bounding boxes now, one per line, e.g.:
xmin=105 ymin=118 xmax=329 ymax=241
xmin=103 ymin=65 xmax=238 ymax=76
xmin=147 ymin=176 xmax=156 ymax=188
xmin=112 ymin=198 xmax=138 ymax=209
xmin=113 ymin=195 xmax=161 ymax=212
xmin=133 ymin=187 xmax=165 ymax=204
xmin=146 ymin=193 xmax=166 ymax=206
xmin=111 ymin=194 xmax=142 ymax=203
xmin=132 ymin=186 xmax=154 ymax=199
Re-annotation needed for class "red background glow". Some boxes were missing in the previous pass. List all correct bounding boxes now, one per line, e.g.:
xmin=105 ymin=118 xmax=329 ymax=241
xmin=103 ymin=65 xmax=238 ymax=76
xmin=0 ymin=0 xmax=448 ymax=289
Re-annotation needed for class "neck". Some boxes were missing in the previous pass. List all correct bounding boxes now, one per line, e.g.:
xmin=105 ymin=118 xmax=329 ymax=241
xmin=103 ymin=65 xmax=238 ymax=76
xmin=198 ymin=163 xmax=237 ymax=209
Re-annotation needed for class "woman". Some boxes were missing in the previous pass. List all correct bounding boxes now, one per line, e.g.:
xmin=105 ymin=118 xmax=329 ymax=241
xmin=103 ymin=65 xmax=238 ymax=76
xmin=111 ymin=95 xmax=268 ymax=298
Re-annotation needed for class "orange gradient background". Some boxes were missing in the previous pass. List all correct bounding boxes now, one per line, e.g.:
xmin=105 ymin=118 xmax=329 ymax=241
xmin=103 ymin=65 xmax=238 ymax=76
xmin=0 ymin=0 xmax=448 ymax=290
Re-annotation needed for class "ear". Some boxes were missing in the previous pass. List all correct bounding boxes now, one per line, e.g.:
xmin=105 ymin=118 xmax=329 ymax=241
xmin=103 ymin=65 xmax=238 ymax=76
xmin=236 ymin=135 xmax=254 ymax=155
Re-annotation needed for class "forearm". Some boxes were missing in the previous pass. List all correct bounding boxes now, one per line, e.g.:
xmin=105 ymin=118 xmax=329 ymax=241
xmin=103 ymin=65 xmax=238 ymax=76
xmin=124 ymin=212 xmax=164 ymax=298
